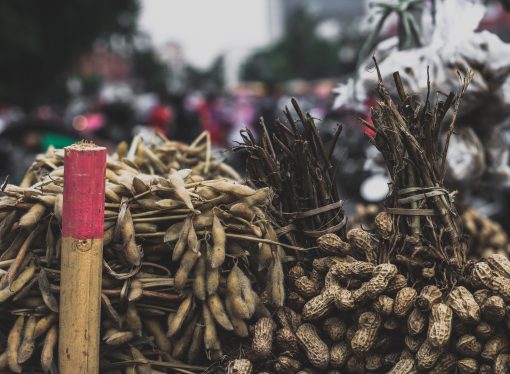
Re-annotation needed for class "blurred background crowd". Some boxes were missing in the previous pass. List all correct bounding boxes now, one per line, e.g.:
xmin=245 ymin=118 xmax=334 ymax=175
xmin=1 ymin=0 xmax=510 ymax=225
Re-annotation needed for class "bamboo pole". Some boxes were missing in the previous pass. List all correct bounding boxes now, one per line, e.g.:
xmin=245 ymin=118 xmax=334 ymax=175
xmin=59 ymin=143 xmax=106 ymax=374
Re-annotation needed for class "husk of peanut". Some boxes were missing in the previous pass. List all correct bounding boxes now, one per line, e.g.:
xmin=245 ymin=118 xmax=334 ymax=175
xmin=226 ymin=68 xmax=510 ymax=374
xmin=0 ymin=131 xmax=294 ymax=373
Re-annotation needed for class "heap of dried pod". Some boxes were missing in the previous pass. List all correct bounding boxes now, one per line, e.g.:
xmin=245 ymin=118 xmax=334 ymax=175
xmin=0 ymin=132 xmax=289 ymax=373
xmin=226 ymin=67 xmax=510 ymax=374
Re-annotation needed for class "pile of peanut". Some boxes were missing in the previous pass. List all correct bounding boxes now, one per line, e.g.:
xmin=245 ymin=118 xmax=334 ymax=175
xmin=227 ymin=212 xmax=510 ymax=374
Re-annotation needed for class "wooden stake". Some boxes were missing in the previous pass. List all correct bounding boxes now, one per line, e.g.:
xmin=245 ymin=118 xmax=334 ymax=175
xmin=59 ymin=143 xmax=106 ymax=374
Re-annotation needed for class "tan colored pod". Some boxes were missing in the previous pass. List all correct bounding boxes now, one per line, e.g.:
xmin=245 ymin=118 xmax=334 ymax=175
xmin=416 ymin=285 xmax=442 ymax=311
xmin=494 ymin=354 xmax=510 ymax=374
xmin=329 ymin=341 xmax=350 ymax=368
xmin=347 ymin=228 xmax=377 ymax=263
xmin=294 ymin=276 xmax=320 ymax=300
xmin=457 ymin=358 xmax=478 ymax=374
xmin=227 ymin=359 xmax=253 ymax=374
xmin=365 ymin=353 xmax=383 ymax=371
xmin=447 ymin=286 xmax=480 ymax=323
xmin=274 ymin=356 xmax=301 ymax=373
xmin=407 ymin=308 xmax=426 ymax=336
xmin=372 ymin=295 xmax=394 ymax=316
xmin=429 ymin=353 xmax=456 ymax=374
xmin=482 ymin=295 xmax=506 ymax=322
xmin=374 ymin=211 xmax=393 ymax=239
xmin=296 ymin=323 xmax=330 ymax=370
xmin=427 ymin=303 xmax=452 ymax=349
xmin=416 ymin=339 xmax=442 ymax=370
xmin=475 ymin=321 xmax=495 ymax=341
xmin=317 ymin=233 xmax=351 ymax=255
xmin=482 ymin=334 xmax=509 ymax=362
xmin=455 ymin=334 xmax=482 ymax=357
xmin=251 ymin=317 xmax=276 ymax=359
xmin=404 ymin=335 xmax=423 ymax=353
xmin=394 ymin=287 xmax=417 ymax=317
xmin=387 ymin=359 xmax=418 ymax=374
xmin=350 ymin=311 xmax=381 ymax=354
xmin=473 ymin=263 xmax=510 ymax=302
xmin=332 ymin=287 xmax=355 ymax=311
xmin=486 ymin=253 xmax=510 ymax=278
xmin=322 ymin=317 xmax=346 ymax=342
xmin=346 ymin=355 xmax=365 ymax=374
xmin=302 ymin=289 xmax=335 ymax=321
xmin=386 ymin=274 xmax=408 ymax=293
xmin=275 ymin=328 xmax=299 ymax=357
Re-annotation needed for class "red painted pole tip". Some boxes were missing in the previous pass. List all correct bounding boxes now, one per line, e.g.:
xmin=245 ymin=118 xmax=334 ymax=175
xmin=62 ymin=143 xmax=107 ymax=240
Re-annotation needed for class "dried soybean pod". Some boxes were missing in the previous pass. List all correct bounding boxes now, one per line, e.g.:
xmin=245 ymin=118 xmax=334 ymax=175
xmin=225 ymin=297 xmax=250 ymax=338
xmin=128 ymin=280 xmax=143 ymax=302
xmin=7 ymin=315 xmax=24 ymax=373
xmin=0 ymin=262 xmax=36 ymax=303
xmin=172 ymin=218 xmax=190 ymax=261
xmin=17 ymin=315 xmax=36 ymax=364
xmin=251 ymin=317 xmax=276 ymax=359
xmin=187 ymin=221 xmax=199 ymax=253
xmin=210 ymin=180 xmax=256 ymax=198
xmin=206 ymin=264 xmax=220 ymax=296
xmin=126 ymin=303 xmax=143 ymax=337
xmin=41 ymin=325 xmax=57 ymax=373
xmin=230 ymin=202 xmax=256 ymax=221
xmin=227 ymin=358 xmax=253 ymax=374
xmin=34 ymin=314 xmax=57 ymax=339
xmin=168 ymin=171 xmax=194 ymax=211
xmin=104 ymin=330 xmax=134 ymax=345
xmin=428 ymin=303 xmax=453 ymax=349
xmin=0 ymin=350 xmax=7 ymax=369
xmin=45 ymin=223 xmax=55 ymax=265
xmin=227 ymin=266 xmax=250 ymax=319
xmin=144 ymin=319 xmax=172 ymax=353
xmin=101 ymin=293 xmax=122 ymax=328
xmin=242 ymin=187 xmax=270 ymax=206
xmin=193 ymin=255 xmax=207 ymax=301
xmin=120 ymin=206 xmax=141 ymax=266
xmin=19 ymin=203 xmax=46 ymax=228
xmin=38 ymin=268 xmax=59 ymax=313
xmin=164 ymin=221 xmax=185 ymax=243
xmin=208 ymin=293 xmax=234 ymax=331
xmin=203 ymin=304 xmax=220 ymax=351
xmin=5 ymin=227 xmax=41 ymax=287
xmin=268 ymin=255 xmax=285 ymax=307
xmin=130 ymin=346 xmax=151 ymax=374
xmin=296 ymin=323 xmax=330 ymax=370
xmin=53 ymin=194 xmax=63 ymax=223
xmin=172 ymin=315 xmax=198 ymax=359
xmin=237 ymin=267 xmax=257 ymax=317
xmin=167 ymin=295 xmax=193 ymax=338
xmin=388 ymin=359 xmax=417 ymax=374
xmin=175 ymin=247 xmax=200 ymax=291
xmin=187 ymin=321 xmax=205 ymax=364
xmin=209 ymin=214 xmax=226 ymax=268
xmin=258 ymin=240 xmax=273 ymax=271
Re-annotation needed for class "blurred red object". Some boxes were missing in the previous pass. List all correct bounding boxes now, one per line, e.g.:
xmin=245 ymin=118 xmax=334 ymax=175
xmin=149 ymin=104 xmax=173 ymax=135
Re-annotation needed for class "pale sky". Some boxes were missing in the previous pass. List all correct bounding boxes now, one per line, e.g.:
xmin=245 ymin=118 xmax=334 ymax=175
xmin=140 ymin=0 xmax=275 ymax=69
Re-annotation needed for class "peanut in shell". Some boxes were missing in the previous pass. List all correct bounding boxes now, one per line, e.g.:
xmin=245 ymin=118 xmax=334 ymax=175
xmin=251 ymin=317 xmax=276 ymax=359
xmin=457 ymin=358 xmax=478 ymax=374
xmin=393 ymin=287 xmax=417 ymax=317
xmin=427 ymin=303 xmax=453 ymax=349
xmin=455 ymin=334 xmax=482 ymax=357
xmin=447 ymin=286 xmax=480 ymax=324
xmin=296 ymin=323 xmax=330 ymax=370
xmin=227 ymin=358 xmax=253 ymax=374
xmin=481 ymin=295 xmax=506 ymax=322
xmin=350 ymin=311 xmax=381 ymax=354
xmin=388 ymin=359 xmax=417 ymax=374
xmin=317 ymin=233 xmax=351 ymax=255
xmin=329 ymin=341 xmax=350 ymax=368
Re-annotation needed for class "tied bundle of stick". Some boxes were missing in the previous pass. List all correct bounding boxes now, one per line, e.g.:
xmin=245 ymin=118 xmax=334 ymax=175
xmin=236 ymin=99 xmax=346 ymax=249
xmin=0 ymin=131 xmax=293 ymax=373
xmin=368 ymin=59 xmax=473 ymax=284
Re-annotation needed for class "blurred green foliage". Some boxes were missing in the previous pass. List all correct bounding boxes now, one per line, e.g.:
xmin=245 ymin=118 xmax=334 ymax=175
xmin=242 ymin=6 xmax=359 ymax=82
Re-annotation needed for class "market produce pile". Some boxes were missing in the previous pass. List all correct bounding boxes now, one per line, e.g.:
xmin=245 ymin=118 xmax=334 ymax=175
xmin=2 ymin=66 xmax=510 ymax=374
xmin=0 ymin=132 xmax=290 ymax=373
xmin=225 ymin=68 xmax=510 ymax=374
